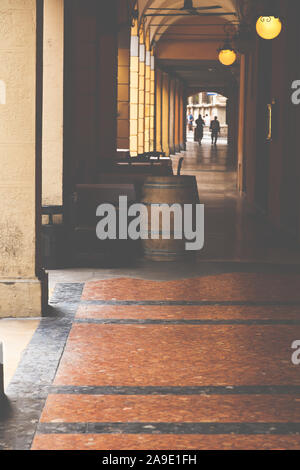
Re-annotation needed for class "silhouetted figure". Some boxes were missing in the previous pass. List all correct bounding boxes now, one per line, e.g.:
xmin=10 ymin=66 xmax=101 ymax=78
xmin=210 ymin=116 xmax=220 ymax=145
xmin=195 ymin=116 xmax=205 ymax=145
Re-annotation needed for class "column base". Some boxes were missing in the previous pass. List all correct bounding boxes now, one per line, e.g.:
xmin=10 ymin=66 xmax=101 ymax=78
xmin=169 ymin=146 xmax=175 ymax=156
xmin=0 ymin=274 xmax=48 ymax=318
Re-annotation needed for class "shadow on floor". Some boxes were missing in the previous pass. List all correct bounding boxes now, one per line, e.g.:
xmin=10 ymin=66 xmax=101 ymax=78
xmin=0 ymin=395 xmax=13 ymax=421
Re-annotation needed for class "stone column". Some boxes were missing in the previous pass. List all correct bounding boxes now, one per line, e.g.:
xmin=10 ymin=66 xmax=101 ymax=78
xmin=138 ymin=35 xmax=145 ymax=156
xmin=161 ymin=72 xmax=170 ymax=157
xmin=169 ymin=78 xmax=175 ymax=155
xmin=144 ymin=47 xmax=151 ymax=153
xmin=0 ymin=0 xmax=47 ymax=318
xmin=155 ymin=69 xmax=163 ymax=153
xmin=179 ymin=84 xmax=186 ymax=151
xmin=149 ymin=53 xmax=155 ymax=152
xmin=129 ymin=23 xmax=139 ymax=157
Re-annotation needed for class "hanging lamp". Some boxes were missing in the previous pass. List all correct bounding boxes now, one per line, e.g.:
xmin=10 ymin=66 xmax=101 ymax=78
xmin=218 ymin=39 xmax=237 ymax=66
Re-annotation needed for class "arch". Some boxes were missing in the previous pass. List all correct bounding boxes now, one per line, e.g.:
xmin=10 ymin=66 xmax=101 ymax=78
xmin=138 ymin=0 xmax=238 ymax=44
xmin=188 ymin=87 xmax=229 ymax=98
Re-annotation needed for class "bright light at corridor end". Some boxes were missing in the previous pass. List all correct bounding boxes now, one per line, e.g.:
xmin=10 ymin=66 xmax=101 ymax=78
xmin=218 ymin=48 xmax=237 ymax=66
xmin=256 ymin=16 xmax=282 ymax=40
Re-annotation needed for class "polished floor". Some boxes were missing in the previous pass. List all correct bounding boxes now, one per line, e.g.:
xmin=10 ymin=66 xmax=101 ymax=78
xmin=31 ymin=275 xmax=300 ymax=450
xmin=173 ymin=132 xmax=300 ymax=264
xmin=1 ymin=139 xmax=300 ymax=450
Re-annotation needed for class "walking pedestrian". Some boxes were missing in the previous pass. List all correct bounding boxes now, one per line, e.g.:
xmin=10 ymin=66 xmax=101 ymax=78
xmin=210 ymin=116 xmax=221 ymax=145
xmin=195 ymin=115 xmax=205 ymax=145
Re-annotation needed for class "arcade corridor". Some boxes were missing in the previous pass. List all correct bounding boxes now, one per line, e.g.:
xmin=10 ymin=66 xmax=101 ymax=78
xmin=1 ymin=0 xmax=300 ymax=452
xmin=2 ymin=140 xmax=300 ymax=450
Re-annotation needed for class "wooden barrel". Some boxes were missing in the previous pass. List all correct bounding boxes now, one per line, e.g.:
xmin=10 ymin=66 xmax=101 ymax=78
xmin=140 ymin=176 xmax=199 ymax=261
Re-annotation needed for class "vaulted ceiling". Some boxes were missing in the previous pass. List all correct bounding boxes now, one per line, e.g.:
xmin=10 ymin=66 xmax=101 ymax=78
xmin=138 ymin=0 xmax=238 ymax=43
xmin=137 ymin=0 xmax=240 ymax=92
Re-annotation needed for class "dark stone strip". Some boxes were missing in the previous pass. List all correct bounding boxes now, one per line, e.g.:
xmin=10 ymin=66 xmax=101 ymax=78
xmin=36 ymin=422 xmax=300 ymax=435
xmin=37 ymin=423 xmax=87 ymax=435
xmin=49 ymin=385 xmax=300 ymax=395
xmin=0 ymin=283 xmax=84 ymax=450
xmin=73 ymin=318 xmax=300 ymax=325
xmin=80 ymin=299 xmax=300 ymax=306
xmin=50 ymin=283 xmax=84 ymax=304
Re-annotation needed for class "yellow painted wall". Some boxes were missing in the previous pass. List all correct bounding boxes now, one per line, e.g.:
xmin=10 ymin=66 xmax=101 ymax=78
xmin=42 ymin=0 xmax=64 ymax=206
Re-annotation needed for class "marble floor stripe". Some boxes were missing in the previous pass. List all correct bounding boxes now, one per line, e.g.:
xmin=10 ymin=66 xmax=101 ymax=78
xmin=35 ymin=422 xmax=300 ymax=435
xmin=49 ymin=283 xmax=84 ymax=304
xmin=30 ymin=433 xmax=300 ymax=450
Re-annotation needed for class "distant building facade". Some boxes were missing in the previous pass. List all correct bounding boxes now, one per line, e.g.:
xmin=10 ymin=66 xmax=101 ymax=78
xmin=187 ymin=92 xmax=228 ymax=136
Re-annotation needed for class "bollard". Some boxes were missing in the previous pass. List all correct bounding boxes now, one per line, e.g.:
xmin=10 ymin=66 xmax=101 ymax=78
xmin=0 ymin=342 xmax=3 ymax=397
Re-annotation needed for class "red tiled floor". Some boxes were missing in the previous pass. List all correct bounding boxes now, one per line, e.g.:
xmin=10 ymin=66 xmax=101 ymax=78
xmin=29 ymin=139 xmax=300 ymax=450
xmin=32 ymin=271 xmax=300 ymax=451
xmin=53 ymin=324 xmax=300 ymax=386
xmin=40 ymin=394 xmax=300 ymax=423
xmin=81 ymin=275 xmax=300 ymax=302
xmin=31 ymin=434 xmax=300 ymax=450
xmin=76 ymin=304 xmax=300 ymax=320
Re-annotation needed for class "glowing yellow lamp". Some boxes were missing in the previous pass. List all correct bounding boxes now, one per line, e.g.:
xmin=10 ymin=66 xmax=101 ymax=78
xmin=218 ymin=48 xmax=237 ymax=66
xmin=256 ymin=16 xmax=282 ymax=40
